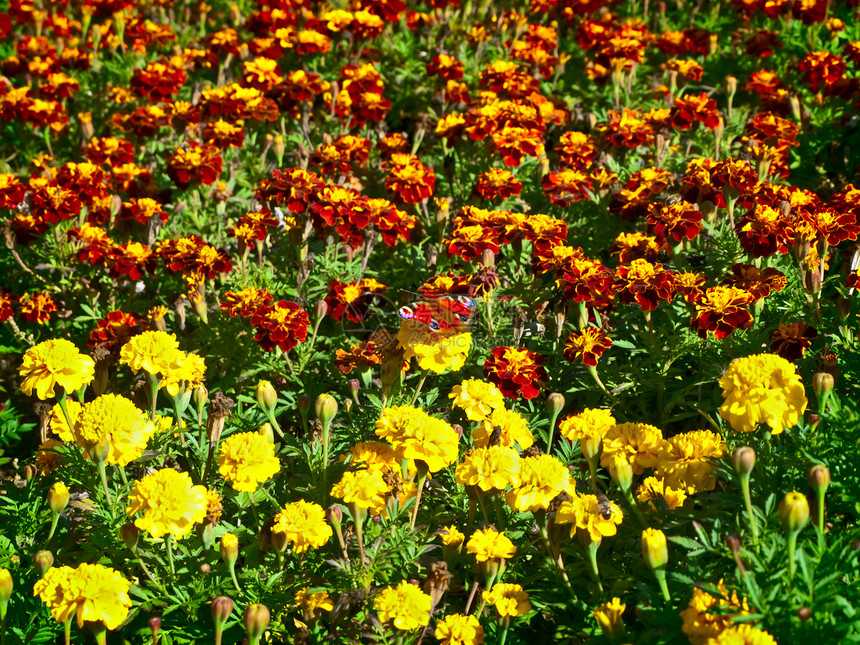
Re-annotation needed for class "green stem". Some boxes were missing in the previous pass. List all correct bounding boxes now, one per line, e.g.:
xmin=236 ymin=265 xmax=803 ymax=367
xmin=787 ymin=531 xmax=798 ymax=580
xmin=321 ymin=420 xmax=332 ymax=502
xmin=498 ymin=619 xmax=510 ymax=645
xmin=654 ymin=568 xmax=671 ymax=602
xmin=409 ymin=372 xmax=428 ymax=406
xmin=247 ymin=493 xmax=262 ymax=528
xmin=816 ymin=489 xmax=826 ymax=547
xmin=740 ymin=474 xmax=759 ymax=546
xmin=47 ymin=513 xmax=59 ymax=542
xmin=147 ymin=373 xmax=160 ymax=421
xmin=586 ymin=539 xmax=601 ymax=584
xmin=586 ymin=455 xmax=599 ymax=494
xmin=97 ymin=459 xmax=113 ymax=507
xmin=228 ymin=561 xmax=241 ymax=593
xmin=546 ymin=409 xmax=561 ymax=454
xmin=409 ymin=471 xmax=428 ymax=530
xmin=64 ymin=619 xmax=72 ymax=645
xmin=56 ymin=392 xmax=74 ymax=435
xmin=165 ymin=534 xmax=176 ymax=579
xmin=622 ymin=487 xmax=648 ymax=528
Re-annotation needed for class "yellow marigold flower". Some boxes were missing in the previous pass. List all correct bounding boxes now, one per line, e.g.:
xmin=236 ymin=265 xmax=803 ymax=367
xmin=455 ymin=445 xmax=521 ymax=492
xmin=374 ymin=580 xmax=432 ymax=632
xmin=374 ymin=406 xmax=459 ymax=473
xmin=36 ymin=439 xmax=65 ymax=475
xmin=657 ymin=430 xmax=726 ymax=493
xmin=680 ymin=580 xmax=750 ymax=644
xmin=449 ymin=379 xmax=505 ymax=421
xmin=217 ymin=431 xmax=280 ymax=492
xmin=600 ymin=422 xmax=663 ymax=474
xmin=295 ymin=588 xmax=333 ymax=622
xmin=73 ymin=394 xmax=157 ymax=466
xmin=202 ymin=488 xmax=223 ymax=524
xmin=505 ymin=454 xmax=569 ymax=513
xmin=637 ymin=476 xmax=687 ymax=511
xmin=435 ymin=613 xmax=484 ymax=645
xmin=331 ymin=469 xmax=387 ymax=511
xmin=473 ymin=407 xmax=534 ymax=450
xmin=439 ymin=525 xmax=465 ymax=548
xmin=342 ymin=440 xmax=414 ymax=477
xmin=555 ymin=493 xmax=623 ymax=541
xmin=466 ymin=527 xmax=516 ymax=562
xmin=704 ymin=624 xmax=777 ymax=645
xmin=19 ymin=339 xmax=95 ymax=400
xmin=118 ymin=330 xmax=182 ymax=377
xmin=271 ymin=500 xmax=333 ymax=553
xmin=719 ymin=353 xmax=807 ymax=434
xmin=482 ymin=583 xmax=531 ymax=618
xmin=397 ymin=320 xmax=471 ymax=373
xmin=49 ymin=399 xmax=81 ymax=442
xmin=594 ymin=597 xmax=626 ymax=642
xmin=126 ymin=468 xmax=207 ymax=539
xmin=33 ymin=563 xmax=132 ymax=629
xmin=558 ymin=408 xmax=616 ymax=459
xmin=159 ymin=351 xmax=206 ymax=396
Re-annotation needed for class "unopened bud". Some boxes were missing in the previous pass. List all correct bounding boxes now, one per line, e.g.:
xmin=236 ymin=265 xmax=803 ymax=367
xmin=348 ymin=379 xmax=360 ymax=405
xmin=608 ymin=455 xmax=633 ymax=493
xmin=259 ymin=422 xmax=274 ymax=444
xmin=798 ymin=606 xmax=812 ymax=621
xmin=732 ymin=447 xmax=756 ymax=477
xmin=297 ymin=394 xmax=311 ymax=416
xmin=33 ymin=550 xmax=53 ymax=575
xmin=211 ymin=595 xmax=234 ymax=628
xmin=779 ymin=491 xmax=810 ymax=534
xmin=546 ymin=393 xmax=565 ymax=415
xmin=726 ymin=75 xmax=737 ymax=99
xmin=315 ymin=394 xmax=338 ymax=428
xmin=256 ymin=380 xmax=277 ymax=414
xmin=451 ymin=423 xmax=464 ymax=439
xmin=200 ymin=563 xmax=211 ymax=575
xmin=314 ymin=300 xmax=328 ymax=320
xmin=148 ymin=616 xmax=162 ymax=638
xmin=725 ymin=534 xmax=741 ymax=555
xmin=90 ymin=437 xmax=111 ymax=464
xmin=23 ymin=464 xmax=37 ymax=481
xmin=812 ymin=372 xmax=834 ymax=398
xmin=481 ymin=248 xmax=495 ymax=267
xmin=273 ymin=135 xmax=285 ymax=162
xmin=808 ymin=464 xmax=830 ymax=495
xmin=641 ymin=528 xmax=668 ymax=571
xmin=48 ymin=481 xmax=70 ymax=515
xmin=243 ymin=604 xmax=271 ymax=645
xmin=220 ymin=533 xmax=239 ymax=567
xmin=0 ymin=568 xmax=12 ymax=612
xmin=193 ymin=385 xmax=208 ymax=411
xmin=270 ymin=529 xmax=288 ymax=553
xmin=837 ymin=297 xmax=851 ymax=321
xmin=326 ymin=504 xmax=343 ymax=526
xmin=120 ymin=523 xmax=140 ymax=550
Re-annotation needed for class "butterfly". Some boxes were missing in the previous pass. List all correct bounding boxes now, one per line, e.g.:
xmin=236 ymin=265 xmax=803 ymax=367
xmin=397 ymin=295 xmax=476 ymax=332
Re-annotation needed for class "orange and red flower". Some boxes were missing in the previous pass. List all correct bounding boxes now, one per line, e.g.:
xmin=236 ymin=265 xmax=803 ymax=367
xmin=88 ymin=311 xmax=147 ymax=354
xmin=325 ymin=279 xmax=387 ymax=323
xmin=252 ymin=301 xmax=310 ymax=352
xmin=17 ymin=291 xmax=57 ymax=324
xmin=483 ymin=346 xmax=547 ymax=400
xmin=563 ymin=326 xmax=613 ymax=367
xmin=770 ymin=322 xmax=818 ymax=361
xmin=614 ymin=260 xmax=675 ymax=311
xmin=690 ymin=286 xmax=754 ymax=339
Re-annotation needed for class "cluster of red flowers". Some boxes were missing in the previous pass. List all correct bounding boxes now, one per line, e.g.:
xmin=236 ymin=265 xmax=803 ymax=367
xmin=220 ymin=287 xmax=310 ymax=352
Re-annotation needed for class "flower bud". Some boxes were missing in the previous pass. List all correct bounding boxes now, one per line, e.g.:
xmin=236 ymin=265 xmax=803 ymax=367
xmin=314 ymin=300 xmax=328 ymax=320
xmin=808 ymin=464 xmax=830 ymax=495
xmin=256 ymin=380 xmax=277 ymax=414
xmin=732 ymin=447 xmax=756 ymax=477
xmin=33 ymin=550 xmax=53 ymax=575
xmin=243 ymin=604 xmax=271 ymax=645
xmin=200 ymin=563 xmax=211 ymax=575
xmin=546 ymin=393 xmax=565 ymax=415
xmin=148 ymin=616 xmax=162 ymax=640
xmin=120 ymin=523 xmax=140 ymax=550
xmin=273 ymin=135 xmax=285 ymax=162
xmin=270 ymin=529 xmax=288 ymax=553
xmin=725 ymin=534 xmax=741 ymax=555
xmin=259 ymin=422 xmax=275 ymax=444
xmin=608 ymin=455 xmax=633 ymax=493
xmin=348 ymin=379 xmax=360 ymax=405
xmin=48 ymin=481 xmax=70 ymax=515
xmin=297 ymin=394 xmax=311 ymax=416
xmin=220 ymin=533 xmax=239 ymax=567
xmin=0 ymin=568 xmax=11 ymax=618
xmin=779 ymin=491 xmax=810 ymax=534
xmin=90 ymin=436 xmax=111 ymax=464
xmin=22 ymin=464 xmax=36 ymax=481
xmin=641 ymin=528 xmax=668 ymax=571
xmin=326 ymin=504 xmax=343 ymax=526
xmin=211 ymin=596 xmax=234 ymax=628
xmin=812 ymin=372 xmax=834 ymax=398
xmin=726 ymin=75 xmax=737 ymax=99
xmin=315 ymin=394 xmax=338 ymax=428
xmin=798 ymin=606 xmax=812 ymax=621
xmin=193 ymin=385 xmax=208 ymax=411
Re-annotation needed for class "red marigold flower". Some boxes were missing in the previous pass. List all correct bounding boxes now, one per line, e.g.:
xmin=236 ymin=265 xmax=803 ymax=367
xmin=17 ymin=291 xmax=57 ymax=324
xmin=377 ymin=132 xmax=410 ymax=157
xmin=84 ymin=136 xmax=135 ymax=166
xmin=563 ymin=326 xmax=613 ymax=367
xmin=167 ymin=142 xmax=223 ymax=189
xmin=252 ymin=300 xmax=310 ymax=352
xmin=242 ymin=57 xmax=281 ymax=91
xmin=157 ymin=235 xmax=232 ymax=278
xmin=797 ymin=207 xmax=860 ymax=247
xmin=419 ymin=272 xmax=474 ymax=298
xmin=674 ymin=270 xmax=708 ymax=302
xmin=55 ymin=161 xmax=109 ymax=205
xmin=736 ymin=203 xmax=795 ymax=257
xmin=325 ymin=278 xmax=386 ymax=323
xmin=67 ymin=223 xmax=112 ymax=264
xmin=671 ymin=92 xmax=721 ymax=130
xmin=87 ymin=310 xmax=147 ymax=354
xmin=446 ymin=224 xmax=501 ymax=260
xmin=476 ymin=168 xmax=523 ymax=201
xmin=427 ymin=54 xmax=464 ymax=81
xmin=309 ymin=135 xmax=371 ymax=176
xmin=220 ymin=287 xmax=274 ymax=318
xmin=560 ymin=257 xmax=615 ymax=306
xmin=203 ymin=119 xmax=245 ymax=149
xmin=614 ymin=259 xmax=675 ymax=311
xmin=310 ymin=185 xmax=372 ymax=248
xmin=483 ymin=346 xmax=548 ymax=400
xmin=0 ymin=289 xmax=15 ymax=322
xmin=30 ymin=183 xmax=82 ymax=224
xmin=610 ymin=232 xmax=661 ymax=263
xmin=227 ymin=210 xmax=278 ymax=250
xmin=130 ymin=62 xmax=187 ymax=101
xmin=522 ymin=213 xmax=568 ymax=252
xmin=647 ymin=201 xmax=703 ymax=242
xmin=365 ymin=198 xmax=416 ymax=246
xmin=770 ymin=322 xmax=818 ymax=361
xmin=598 ymin=109 xmax=654 ymax=148
xmin=555 ymin=131 xmax=597 ymax=169
xmin=335 ymin=339 xmax=385 ymax=374
xmin=256 ymin=167 xmax=325 ymax=214
xmin=491 ymin=125 xmax=545 ymax=167
xmin=744 ymin=69 xmax=783 ymax=96
xmin=384 ymin=153 xmax=435 ymax=204
xmin=690 ymin=286 xmax=754 ymax=339
xmin=107 ymin=242 xmax=158 ymax=280
xmin=662 ymin=58 xmax=704 ymax=81
xmin=721 ymin=264 xmax=787 ymax=302
xmin=121 ymin=197 xmax=169 ymax=227
xmin=0 ymin=173 xmax=26 ymax=209
xmin=542 ymin=168 xmax=593 ymax=206
xmin=798 ymin=51 xmax=846 ymax=92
